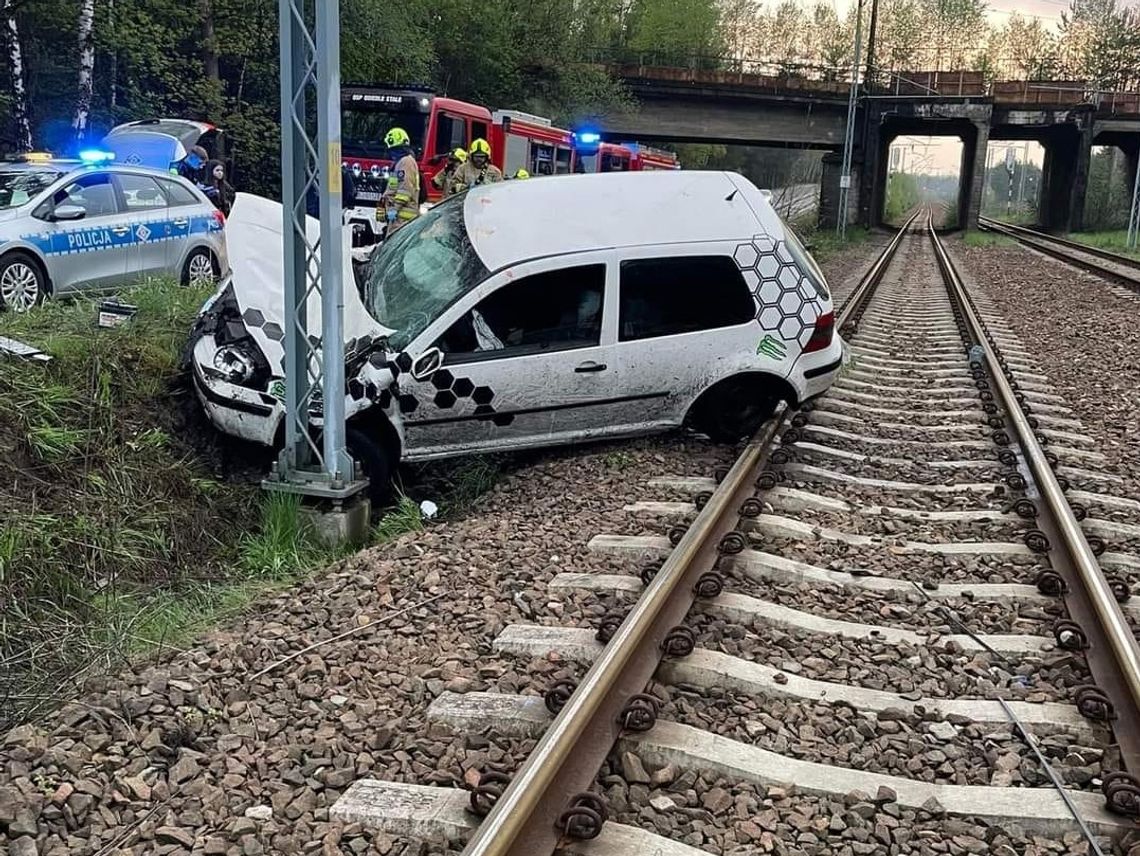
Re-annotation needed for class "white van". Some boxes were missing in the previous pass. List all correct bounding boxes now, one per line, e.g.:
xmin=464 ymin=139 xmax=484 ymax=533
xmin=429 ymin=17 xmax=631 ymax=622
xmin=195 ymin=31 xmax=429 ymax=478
xmin=189 ymin=173 xmax=843 ymax=496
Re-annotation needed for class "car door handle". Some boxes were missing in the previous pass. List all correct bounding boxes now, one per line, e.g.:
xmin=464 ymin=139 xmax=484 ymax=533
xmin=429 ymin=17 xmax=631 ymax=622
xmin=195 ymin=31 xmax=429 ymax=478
xmin=574 ymin=361 xmax=607 ymax=373
xmin=111 ymin=226 xmax=130 ymax=236
xmin=172 ymin=218 xmax=189 ymax=227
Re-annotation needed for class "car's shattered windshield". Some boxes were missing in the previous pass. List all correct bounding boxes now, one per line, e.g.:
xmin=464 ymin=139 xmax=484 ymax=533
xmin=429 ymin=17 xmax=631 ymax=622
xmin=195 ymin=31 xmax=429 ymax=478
xmin=363 ymin=197 xmax=489 ymax=351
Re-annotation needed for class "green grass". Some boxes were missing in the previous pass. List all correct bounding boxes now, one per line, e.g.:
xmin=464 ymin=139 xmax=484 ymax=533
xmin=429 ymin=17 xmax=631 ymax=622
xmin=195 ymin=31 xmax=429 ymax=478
xmin=800 ymin=226 xmax=870 ymax=263
xmin=1 ymin=279 xmax=502 ymax=729
xmin=963 ymin=232 xmax=1015 ymax=248
xmin=1066 ymin=229 xmax=1140 ymax=256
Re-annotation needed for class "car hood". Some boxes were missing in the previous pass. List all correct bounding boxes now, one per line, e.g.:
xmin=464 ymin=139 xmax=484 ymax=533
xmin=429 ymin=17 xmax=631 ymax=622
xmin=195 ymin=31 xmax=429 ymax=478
xmin=226 ymin=193 xmax=394 ymax=372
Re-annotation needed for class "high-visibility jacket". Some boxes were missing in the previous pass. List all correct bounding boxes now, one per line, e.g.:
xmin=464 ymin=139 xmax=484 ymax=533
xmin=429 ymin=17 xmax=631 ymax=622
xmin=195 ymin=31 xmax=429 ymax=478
xmin=454 ymin=161 xmax=503 ymax=190
xmin=382 ymin=153 xmax=420 ymax=231
xmin=431 ymin=162 xmax=465 ymax=198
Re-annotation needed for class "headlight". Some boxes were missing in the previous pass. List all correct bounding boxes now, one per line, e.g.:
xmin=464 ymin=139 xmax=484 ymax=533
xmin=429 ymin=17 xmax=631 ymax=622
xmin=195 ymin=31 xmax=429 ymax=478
xmin=213 ymin=344 xmax=256 ymax=384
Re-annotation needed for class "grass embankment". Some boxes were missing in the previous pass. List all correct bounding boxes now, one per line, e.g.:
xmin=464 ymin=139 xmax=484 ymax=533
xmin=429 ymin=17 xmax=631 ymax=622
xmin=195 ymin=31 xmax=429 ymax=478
xmin=0 ymin=281 xmax=488 ymax=729
xmin=790 ymin=214 xmax=869 ymax=263
xmin=1065 ymin=229 xmax=1140 ymax=256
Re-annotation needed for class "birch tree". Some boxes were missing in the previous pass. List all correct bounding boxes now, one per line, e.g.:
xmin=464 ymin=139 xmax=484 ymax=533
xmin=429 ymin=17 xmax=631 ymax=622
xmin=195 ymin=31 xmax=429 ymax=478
xmin=3 ymin=0 xmax=32 ymax=151
xmin=73 ymin=0 xmax=96 ymax=145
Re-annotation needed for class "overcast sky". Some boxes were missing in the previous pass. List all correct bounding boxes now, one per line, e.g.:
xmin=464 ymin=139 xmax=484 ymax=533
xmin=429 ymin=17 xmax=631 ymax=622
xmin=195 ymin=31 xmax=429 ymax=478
xmin=830 ymin=0 xmax=1070 ymax=27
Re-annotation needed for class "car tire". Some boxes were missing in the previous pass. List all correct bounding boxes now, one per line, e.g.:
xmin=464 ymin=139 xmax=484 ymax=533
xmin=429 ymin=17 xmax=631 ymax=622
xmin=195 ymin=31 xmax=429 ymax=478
xmin=182 ymin=248 xmax=218 ymax=287
xmin=346 ymin=426 xmax=394 ymax=506
xmin=690 ymin=377 xmax=778 ymax=444
xmin=0 ymin=252 xmax=48 ymax=313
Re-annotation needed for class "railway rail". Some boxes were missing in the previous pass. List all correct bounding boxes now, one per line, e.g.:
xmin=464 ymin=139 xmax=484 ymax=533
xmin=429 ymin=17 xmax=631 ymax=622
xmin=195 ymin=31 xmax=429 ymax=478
xmin=978 ymin=217 xmax=1140 ymax=294
xmin=332 ymin=212 xmax=1140 ymax=855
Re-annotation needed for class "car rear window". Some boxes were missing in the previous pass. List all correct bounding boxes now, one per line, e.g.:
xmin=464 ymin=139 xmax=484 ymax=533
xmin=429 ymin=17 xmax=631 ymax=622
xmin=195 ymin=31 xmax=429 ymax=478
xmin=619 ymin=256 xmax=755 ymax=341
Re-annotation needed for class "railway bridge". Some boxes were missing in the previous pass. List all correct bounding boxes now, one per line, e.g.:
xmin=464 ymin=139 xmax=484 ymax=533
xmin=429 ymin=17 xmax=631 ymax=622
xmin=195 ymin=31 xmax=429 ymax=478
xmin=588 ymin=59 xmax=1140 ymax=232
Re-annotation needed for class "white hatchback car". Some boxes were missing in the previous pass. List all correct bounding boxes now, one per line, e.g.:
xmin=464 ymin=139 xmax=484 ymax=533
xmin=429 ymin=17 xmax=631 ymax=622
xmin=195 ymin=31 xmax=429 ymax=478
xmin=189 ymin=174 xmax=843 ymax=495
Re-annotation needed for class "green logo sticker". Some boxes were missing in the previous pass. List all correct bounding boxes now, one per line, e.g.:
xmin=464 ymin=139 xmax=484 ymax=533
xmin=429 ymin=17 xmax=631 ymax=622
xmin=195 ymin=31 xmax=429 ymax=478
xmin=756 ymin=334 xmax=787 ymax=360
xmin=269 ymin=380 xmax=285 ymax=401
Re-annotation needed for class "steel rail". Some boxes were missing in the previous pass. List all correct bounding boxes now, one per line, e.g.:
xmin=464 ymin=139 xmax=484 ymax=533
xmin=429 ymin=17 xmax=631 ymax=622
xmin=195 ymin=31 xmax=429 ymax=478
xmin=837 ymin=211 xmax=920 ymax=332
xmin=459 ymin=218 xmax=919 ymax=856
xmin=978 ymin=217 xmax=1140 ymax=294
xmin=928 ymin=214 xmax=1140 ymax=786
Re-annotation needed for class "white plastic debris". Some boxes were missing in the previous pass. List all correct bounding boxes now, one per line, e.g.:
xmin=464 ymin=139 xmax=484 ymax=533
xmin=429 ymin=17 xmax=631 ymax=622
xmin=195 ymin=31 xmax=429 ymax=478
xmin=419 ymin=500 xmax=439 ymax=520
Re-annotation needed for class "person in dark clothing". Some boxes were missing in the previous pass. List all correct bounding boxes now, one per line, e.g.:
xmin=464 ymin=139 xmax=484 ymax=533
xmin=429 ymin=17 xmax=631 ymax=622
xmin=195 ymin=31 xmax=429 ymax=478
xmin=176 ymin=145 xmax=209 ymax=184
xmin=306 ymin=164 xmax=357 ymax=219
xmin=203 ymin=160 xmax=236 ymax=215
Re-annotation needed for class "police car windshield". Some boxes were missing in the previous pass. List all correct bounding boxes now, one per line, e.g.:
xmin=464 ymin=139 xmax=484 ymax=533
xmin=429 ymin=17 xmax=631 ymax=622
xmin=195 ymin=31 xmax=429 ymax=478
xmin=343 ymin=108 xmax=428 ymax=159
xmin=0 ymin=169 xmax=59 ymax=210
xmin=363 ymin=197 xmax=489 ymax=351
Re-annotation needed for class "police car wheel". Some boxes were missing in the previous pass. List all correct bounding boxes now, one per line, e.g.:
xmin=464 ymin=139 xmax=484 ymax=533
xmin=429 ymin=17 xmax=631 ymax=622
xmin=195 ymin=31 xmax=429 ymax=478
xmin=182 ymin=249 xmax=217 ymax=287
xmin=0 ymin=253 xmax=46 ymax=313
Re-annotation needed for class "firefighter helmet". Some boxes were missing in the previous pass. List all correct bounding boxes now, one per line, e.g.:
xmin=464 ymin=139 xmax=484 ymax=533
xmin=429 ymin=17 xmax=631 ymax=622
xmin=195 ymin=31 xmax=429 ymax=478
xmin=452 ymin=148 xmax=468 ymax=163
xmin=513 ymin=168 xmax=530 ymax=180
xmin=384 ymin=127 xmax=411 ymax=149
xmin=469 ymin=138 xmax=491 ymax=157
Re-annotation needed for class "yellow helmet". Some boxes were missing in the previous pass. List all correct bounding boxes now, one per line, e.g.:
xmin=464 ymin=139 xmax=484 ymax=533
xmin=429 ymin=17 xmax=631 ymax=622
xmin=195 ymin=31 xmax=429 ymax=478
xmin=469 ymin=138 xmax=491 ymax=157
xmin=513 ymin=168 xmax=530 ymax=180
xmin=384 ymin=127 xmax=411 ymax=148
xmin=452 ymin=148 xmax=468 ymax=163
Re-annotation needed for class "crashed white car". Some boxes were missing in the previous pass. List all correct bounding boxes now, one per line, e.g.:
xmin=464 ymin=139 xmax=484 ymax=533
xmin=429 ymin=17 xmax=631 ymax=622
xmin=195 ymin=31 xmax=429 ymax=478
xmin=188 ymin=175 xmax=843 ymax=496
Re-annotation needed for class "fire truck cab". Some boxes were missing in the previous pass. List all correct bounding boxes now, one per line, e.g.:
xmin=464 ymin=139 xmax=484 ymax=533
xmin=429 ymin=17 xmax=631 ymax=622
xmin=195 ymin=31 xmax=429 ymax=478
xmin=625 ymin=143 xmax=680 ymax=171
xmin=341 ymin=85 xmax=492 ymax=243
xmin=490 ymin=110 xmax=574 ymax=178
xmin=572 ymin=134 xmax=632 ymax=174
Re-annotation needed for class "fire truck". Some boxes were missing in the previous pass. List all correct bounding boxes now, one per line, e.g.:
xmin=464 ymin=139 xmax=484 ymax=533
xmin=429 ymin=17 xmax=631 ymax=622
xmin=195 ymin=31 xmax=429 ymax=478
xmin=339 ymin=84 xmax=678 ymax=243
xmin=570 ymin=134 xmax=680 ymax=173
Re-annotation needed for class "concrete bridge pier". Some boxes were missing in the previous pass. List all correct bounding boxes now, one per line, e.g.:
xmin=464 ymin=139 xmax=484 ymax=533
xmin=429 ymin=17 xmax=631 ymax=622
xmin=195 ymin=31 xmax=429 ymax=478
xmin=1038 ymin=125 xmax=1092 ymax=233
xmin=960 ymin=120 xmax=990 ymax=229
xmin=818 ymin=151 xmax=860 ymax=230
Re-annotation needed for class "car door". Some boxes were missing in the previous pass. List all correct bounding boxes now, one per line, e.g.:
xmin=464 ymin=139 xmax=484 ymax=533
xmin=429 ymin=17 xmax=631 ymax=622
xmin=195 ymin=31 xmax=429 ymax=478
xmin=113 ymin=172 xmax=171 ymax=282
xmin=36 ymin=172 xmax=129 ymax=293
xmin=395 ymin=256 xmax=625 ymax=459
xmin=610 ymin=247 xmax=761 ymax=429
xmin=156 ymin=176 xmax=208 ymax=275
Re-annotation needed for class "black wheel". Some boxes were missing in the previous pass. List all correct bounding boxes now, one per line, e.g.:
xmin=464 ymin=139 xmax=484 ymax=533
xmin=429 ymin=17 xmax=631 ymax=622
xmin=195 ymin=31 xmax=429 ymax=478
xmin=0 ymin=252 xmax=48 ymax=312
xmin=690 ymin=378 xmax=778 ymax=443
xmin=181 ymin=247 xmax=218 ymax=287
xmin=346 ymin=426 xmax=393 ymax=505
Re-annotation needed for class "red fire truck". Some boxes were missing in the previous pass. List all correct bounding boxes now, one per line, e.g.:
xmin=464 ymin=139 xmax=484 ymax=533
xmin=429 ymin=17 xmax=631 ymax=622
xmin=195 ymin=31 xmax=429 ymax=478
xmin=570 ymin=135 xmax=680 ymax=173
xmin=626 ymin=143 xmax=681 ymax=171
xmin=490 ymin=110 xmax=575 ymax=177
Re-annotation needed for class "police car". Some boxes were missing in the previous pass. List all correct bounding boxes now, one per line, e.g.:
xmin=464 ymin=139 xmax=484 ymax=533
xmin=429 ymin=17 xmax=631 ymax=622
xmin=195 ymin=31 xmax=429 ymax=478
xmin=0 ymin=152 xmax=228 ymax=311
xmin=189 ymin=174 xmax=843 ymax=499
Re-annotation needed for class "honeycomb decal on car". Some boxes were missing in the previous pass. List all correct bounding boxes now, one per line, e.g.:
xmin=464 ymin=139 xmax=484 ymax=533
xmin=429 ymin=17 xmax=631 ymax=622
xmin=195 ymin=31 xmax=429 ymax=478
xmin=368 ymin=353 xmax=517 ymax=426
xmin=734 ymin=235 xmax=822 ymax=345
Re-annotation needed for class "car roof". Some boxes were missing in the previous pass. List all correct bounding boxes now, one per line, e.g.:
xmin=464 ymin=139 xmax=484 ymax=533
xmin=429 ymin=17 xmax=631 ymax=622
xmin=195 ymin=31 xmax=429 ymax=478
xmin=460 ymin=171 xmax=786 ymax=273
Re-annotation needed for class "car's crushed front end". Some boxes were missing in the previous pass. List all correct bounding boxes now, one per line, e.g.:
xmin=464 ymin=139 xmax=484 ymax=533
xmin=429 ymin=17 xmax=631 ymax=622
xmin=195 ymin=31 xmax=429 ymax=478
xmin=186 ymin=193 xmax=400 ymax=448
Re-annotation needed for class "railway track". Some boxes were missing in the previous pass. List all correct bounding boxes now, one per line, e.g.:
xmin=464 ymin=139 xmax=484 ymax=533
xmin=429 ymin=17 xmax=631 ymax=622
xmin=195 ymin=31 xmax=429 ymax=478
xmin=978 ymin=217 xmax=1140 ymax=294
xmin=331 ymin=213 xmax=1140 ymax=855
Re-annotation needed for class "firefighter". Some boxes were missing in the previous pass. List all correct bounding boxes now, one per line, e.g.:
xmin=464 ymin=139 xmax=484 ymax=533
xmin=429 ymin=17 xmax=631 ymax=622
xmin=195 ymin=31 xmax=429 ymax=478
xmin=431 ymin=147 xmax=468 ymax=198
xmin=379 ymin=127 xmax=420 ymax=234
xmin=455 ymin=138 xmax=503 ymax=189
xmin=510 ymin=168 xmax=530 ymax=180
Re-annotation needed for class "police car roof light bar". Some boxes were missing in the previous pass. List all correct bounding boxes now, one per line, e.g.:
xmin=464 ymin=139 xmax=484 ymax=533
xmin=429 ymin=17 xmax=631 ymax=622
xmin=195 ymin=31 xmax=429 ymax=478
xmin=78 ymin=149 xmax=115 ymax=165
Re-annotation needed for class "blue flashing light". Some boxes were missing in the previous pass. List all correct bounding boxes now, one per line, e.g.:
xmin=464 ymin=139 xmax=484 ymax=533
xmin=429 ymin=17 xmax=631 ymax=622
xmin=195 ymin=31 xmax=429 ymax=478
xmin=575 ymin=131 xmax=601 ymax=145
xmin=78 ymin=149 xmax=115 ymax=165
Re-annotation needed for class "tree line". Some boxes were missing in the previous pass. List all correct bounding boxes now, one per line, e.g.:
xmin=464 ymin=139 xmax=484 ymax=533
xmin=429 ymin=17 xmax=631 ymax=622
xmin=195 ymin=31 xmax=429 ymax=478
xmin=2 ymin=0 xmax=1139 ymax=195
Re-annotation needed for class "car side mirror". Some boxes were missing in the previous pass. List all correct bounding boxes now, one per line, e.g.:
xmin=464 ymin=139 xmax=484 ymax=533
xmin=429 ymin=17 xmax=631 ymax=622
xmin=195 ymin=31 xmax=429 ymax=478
xmin=410 ymin=347 xmax=444 ymax=381
xmin=52 ymin=204 xmax=86 ymax=222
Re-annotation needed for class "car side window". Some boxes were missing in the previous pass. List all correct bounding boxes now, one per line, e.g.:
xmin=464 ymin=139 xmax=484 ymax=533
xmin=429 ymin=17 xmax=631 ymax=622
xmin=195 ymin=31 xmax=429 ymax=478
xmin=435 ymin=264 xmax=605 ymax=362
xmin=51 ymin=173 xmax=118 ymax=218
xmin=619 ymin=256 xmax=755 ymax=342
xmin=117 ymin=173 xmax=169 ymax=211
xmin=159 ymin=178 xmax=201 ymax=207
